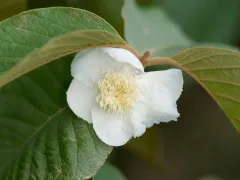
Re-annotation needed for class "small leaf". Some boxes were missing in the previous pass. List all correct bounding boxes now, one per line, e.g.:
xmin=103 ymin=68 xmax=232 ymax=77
xmin=0 ymin=7 xmax=126 ymax=179
xmin=122 ymin=0 xmax=191 ymax=52
xmin=94 ymin=163 xmax=126 ymax=180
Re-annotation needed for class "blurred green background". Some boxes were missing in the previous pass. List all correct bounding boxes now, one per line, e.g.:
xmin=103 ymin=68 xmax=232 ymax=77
xmin=1 ymin=0 xmax=240 ymax=179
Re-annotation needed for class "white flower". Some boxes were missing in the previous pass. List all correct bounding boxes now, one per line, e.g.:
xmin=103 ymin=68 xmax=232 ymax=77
xmin=66 ymin=47 xmax=183 ymax=146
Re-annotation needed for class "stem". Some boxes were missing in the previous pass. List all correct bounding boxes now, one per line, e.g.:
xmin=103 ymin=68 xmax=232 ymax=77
xmin=140 ymin=50 xmax=151 ymax=65
xmin=121 ymin=44 xmax=141 ymax=59
xmin=144 ymin=57 xmax=182 ymax=68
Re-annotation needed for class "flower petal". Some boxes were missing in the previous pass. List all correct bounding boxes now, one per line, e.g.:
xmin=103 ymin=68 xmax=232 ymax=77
xmin=142 ymin=69 xmax=183 ymax=100
xmin=66 ymin=78 xmax=95 ymax=123
xmin=71 ymin=48 xmax=143 ymax=87
xmin=71 ymin=48 xmax=120 ymax=87
xmin=101 ymin=48 xmax=144 ymax=72
xmin=91 ymin=106 xmax=133 ymax=146
xmin=130 ymin=103 xmax=147 ymax=137
xmin=136 ymin=69 xmax=183 ymax=127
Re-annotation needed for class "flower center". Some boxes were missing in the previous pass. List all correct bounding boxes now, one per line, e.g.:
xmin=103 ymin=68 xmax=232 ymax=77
xmin=96 ymin=71 xmax=139 ymax=114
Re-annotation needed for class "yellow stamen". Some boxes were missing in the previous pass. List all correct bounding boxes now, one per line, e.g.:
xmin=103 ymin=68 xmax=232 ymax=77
xmin=96 ymin=70 xmax=139 ymax=114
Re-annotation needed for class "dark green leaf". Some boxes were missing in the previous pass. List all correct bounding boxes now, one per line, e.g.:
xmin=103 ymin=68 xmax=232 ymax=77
xmin=0 ymin=7 xmax=125 ymax=179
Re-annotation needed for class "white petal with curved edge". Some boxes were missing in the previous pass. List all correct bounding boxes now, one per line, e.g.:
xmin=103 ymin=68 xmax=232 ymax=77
xmin=71 ymin=48 xmax=120 ymax=87
xmin=130 ymin=103 xmax=147 ymax=137
xmin=142 ymin=69 xmax=183 ymax=100
xmin=91 ymin=106 xmax=133 ymax=146
xmin=71 ymin=48 xmax=143 ymax=87
xmin=136 ymin=69 xmax=183 ymax=127
xmin=66 ymin=78 xmax=95 ymax=123
xmin=101 ymin=48 xmax=144 ymax=72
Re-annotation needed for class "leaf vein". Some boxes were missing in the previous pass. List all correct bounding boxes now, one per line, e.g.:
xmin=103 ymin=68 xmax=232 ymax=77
xmin=31 ymin=13 xmax=71 ymax=32
xmin=213 ymin=93 xmax=240 ymax=103
xmin=190 ymin=66 xmax=240 ymax=72
xmin=201 ymin=79 xmax=240 ymax=87
xmin=19 ymin=107 xmax=67 ymax=156
xmin=182 ymin=53 xmax=240 ymax=66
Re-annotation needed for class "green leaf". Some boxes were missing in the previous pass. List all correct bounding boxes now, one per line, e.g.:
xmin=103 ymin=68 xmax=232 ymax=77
xmin=68 ymin=0 xmax=124 ymax=36
xmin=122 ymin=0 xmax=191 ymax=53
xmin=148 ymin=44 xmax=240 ymax=87
xmin=0 ymin=7 xmax=126 ymax=179
xmin=171 ymin=48 xmax=240 ymax=130
xmin=152 ymin=43 xmax=239 ymax=58
xmin=94 ymin=163 xmax=126 ymax=180
xmin=0 ymin=30 xmax=125 ymax=87
xmin=162 ymin=0 xmax=240 ymax=44
xmin=0 ymin=7 xmax=123 ymax=84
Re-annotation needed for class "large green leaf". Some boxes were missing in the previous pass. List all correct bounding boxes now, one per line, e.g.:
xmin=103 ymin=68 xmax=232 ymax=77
xmin=93 ymin=163 xmax=126 ymax=180
xmin=122 ymin=0 xmax=191 ymax=53
xmin=146 ymin=47 xmax=240 ymax=130
xmin=0 ymin=7 xmax=119 ymax=77
xmin=0 ymin=7 xmax=126 ymax=179
xmin=0 ymin=30 xmax=125 ymax=87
